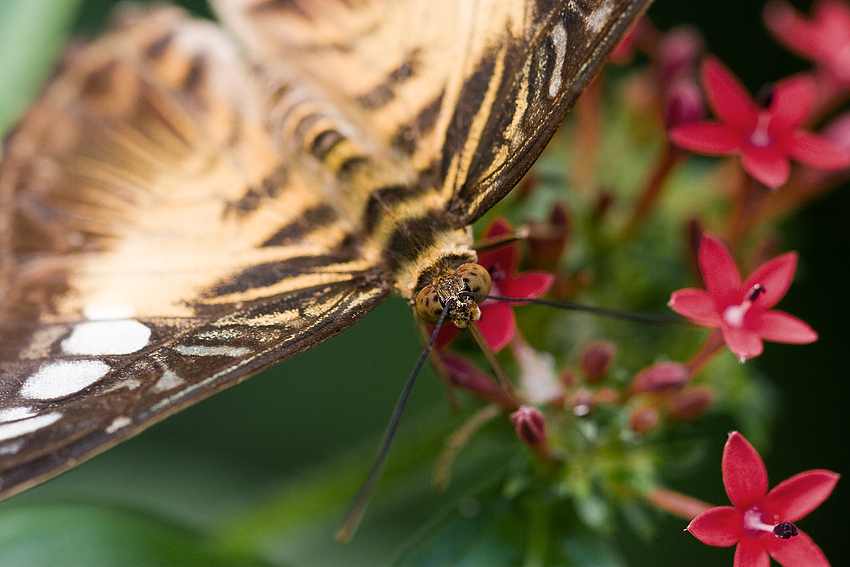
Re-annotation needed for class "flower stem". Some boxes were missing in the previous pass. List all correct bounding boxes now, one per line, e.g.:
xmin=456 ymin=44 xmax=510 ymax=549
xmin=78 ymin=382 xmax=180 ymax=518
xmin=686 ymin=329 xmax=725 ymax=375
xmin=433 ymin=404 xmax=501 ymax=490
xmin=572 ymin=77 xmax=603 ymax=188
xmin=622 ymin=143 xmax=684 ymax=236
xmin=727 ymin=173 xmax=771 ymax=246
xmin=647 ymin=487 xmax=712 ymax=520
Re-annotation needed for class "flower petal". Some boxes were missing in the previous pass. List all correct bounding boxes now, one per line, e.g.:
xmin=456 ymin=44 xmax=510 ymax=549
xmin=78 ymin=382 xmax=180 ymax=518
xmin=722 ymin=326 xmax=765 ymax=361
xmin=703 ymin=57 xmax=758 ymax=128
xmin=477 ymin=301 xmax=515 ymax=352
xmin=669 ymin=122 xmax=742 ymax=153
xmin=501 ymin=271 xmax=555 ymax=300
xmin=764 ymin=1 xmax=822 ymax=62
xmin=789 ymin=130 xmax=850 ymax=169
xmin=479 ymin=244 xmax=519 ymax=282
xmin=766 ymin=529 xmax=831 ymax=567
xmin=740 ymin=148 xmax=791 ymax=188
xmin=687 ymin=506 xmax=742 ymax=546
xmin=765 ymin=469 xmax=839 ymax=522
xmin=770 ymin=74 xmax=817 ymax=131
xmin=743 ymin=252 xmax=798 ymax=308
xmin=750 ymin=311 xmax=818 ymax=344
xmin=433 ymin=323 xmax=461 ymax=350
xmin=723 ymin=432 xmax=769 ymax=509
xmin=485 ymin=218 xmax=512 ymax=239
xmin=735 ymin=539 xmax=771 ymax=567
xmin=668 ymin=288 xmax=723 ymax=326
xmin=699 ymin=233 xmax=742 ymax=299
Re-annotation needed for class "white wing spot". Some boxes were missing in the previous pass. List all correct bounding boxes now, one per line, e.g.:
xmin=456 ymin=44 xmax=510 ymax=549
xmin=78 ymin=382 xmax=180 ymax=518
xmin=549 ymin=24 xmax=568 ymax=98
xmin=0 ymin=440 xmax=25 ymax=456
xmin=21 ymin=360 xmax=110 ymax=400
xmin=0 ymin=407 xmax=36 ymax=423
xmin=173 ymin=345 xmax=251 ymax=357
xmin=106 ymin=416 xmax=132 ymax=434
xmin=153 ymin=369 xmax=185 ymax=393
xmin=0 ymin=412 xmax=63 ymax=442
xmin=588 ymin=2 xmax=616 ymax=33
xmin=61 ymin=320 xmax=151 ymax=356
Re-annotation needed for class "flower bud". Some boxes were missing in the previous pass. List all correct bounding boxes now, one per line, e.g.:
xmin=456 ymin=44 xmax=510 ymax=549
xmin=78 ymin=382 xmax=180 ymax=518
xmin=581 ymin=342 xmax=615 ymax=381
xmin=440 ymin=353 xmax=513 ymax=407
xmin=662 ymin=78 xmax=705 ymax=130
xmin=630 ymin=407 xmax=659 ymax=435
xmin=671 ymin=387 xmax=714 ymax=419
xmin=633 ymin=363 xmax=690 ymax=393
xmin=656 ymin=26 xmax=704 ymax=85
xmin=510 ymin=405 xmax=547 ymax=446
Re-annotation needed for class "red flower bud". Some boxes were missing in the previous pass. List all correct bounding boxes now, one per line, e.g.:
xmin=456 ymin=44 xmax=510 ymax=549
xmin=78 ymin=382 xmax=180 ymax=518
xmin=633 ymin=362 xmax=690 ymax=393
xmin=629 ymin=407 xmax=659 ymax=435
xmin=440 ymin=353 xmax=513 ymax=407
xmin=510 ymin=405 xmax=547 ymax=446
xmin=662 ymin=78 xmax=705 ymax=130
xmin=656 ymin=26 xmax=704 ymax=85
xmin=671 ymin=387 xmax=714 ymax=418
xmin=581 ymin=342 xmax=615 ymax=381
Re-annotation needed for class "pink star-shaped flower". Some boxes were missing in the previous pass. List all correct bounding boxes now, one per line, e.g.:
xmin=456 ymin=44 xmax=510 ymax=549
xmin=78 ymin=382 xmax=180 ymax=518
xmin=435 ymin=219 xmax=554 ymax=352
xmin=765 ymin=0 xmax=850 ymax=92
xmin=668 ymin=57 xmax=850 ymax=188
xmin=668 ymin=233 xmax=817 ymax=361
xmin=688 ymin=431 xmax=839 ymax=567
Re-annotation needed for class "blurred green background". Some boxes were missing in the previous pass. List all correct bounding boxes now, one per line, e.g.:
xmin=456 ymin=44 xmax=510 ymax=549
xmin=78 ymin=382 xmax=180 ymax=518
xmin=0 ymin=0 xmax=846 ymax=565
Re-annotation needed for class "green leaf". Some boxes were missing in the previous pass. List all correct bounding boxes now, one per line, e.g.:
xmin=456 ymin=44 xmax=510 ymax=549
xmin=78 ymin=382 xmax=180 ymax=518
xmin=0 ymin=0 xmax=81 ymax=136
xmin=0 ymin=503 xmax=259 ymax=567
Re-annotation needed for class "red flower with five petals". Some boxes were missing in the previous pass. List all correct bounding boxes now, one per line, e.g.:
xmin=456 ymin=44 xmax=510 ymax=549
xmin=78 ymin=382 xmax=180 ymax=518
xmin=688 ymin=431 xmax=839 ymax=567
xmin=669 ymin=57 xmax=850 ymax=188
xmin=765 ymin=0 xmax=850 ymax=94
xmin=435 ymin=219 xmax=554 ymax=352
xmin=668 ymin=233 xmax=817 ymax=361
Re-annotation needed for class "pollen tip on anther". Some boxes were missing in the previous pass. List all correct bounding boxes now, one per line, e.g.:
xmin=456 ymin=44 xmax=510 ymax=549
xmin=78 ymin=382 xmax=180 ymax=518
xmin=773 ymin=522 xmax=799 ymax=539
xmin=773 ymin=522 xmax=800 ymax=539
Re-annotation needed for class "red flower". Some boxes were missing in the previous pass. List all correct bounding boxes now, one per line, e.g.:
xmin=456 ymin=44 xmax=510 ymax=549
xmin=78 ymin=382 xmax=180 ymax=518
xmin=435 ymin=219 xmax=554 ymax=352
xmin=688 ymin=431 xmax=838 ymax=567
xmin=668 ymin=233 xmax=817 ymax=361
xmin=765 ymin=0 xmax=850 ymax=93
xmin=668 ymin=57 xmax=850 ymax=188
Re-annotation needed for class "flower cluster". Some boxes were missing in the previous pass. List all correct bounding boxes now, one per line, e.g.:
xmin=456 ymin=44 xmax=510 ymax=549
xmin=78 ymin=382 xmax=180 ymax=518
xmin=425 ymin=3 xmax=845 ymax=566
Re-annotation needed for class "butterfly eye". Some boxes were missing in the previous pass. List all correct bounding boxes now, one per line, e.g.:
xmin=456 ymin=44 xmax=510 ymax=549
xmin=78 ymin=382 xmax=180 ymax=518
xmin=456 ymin=263 xmax=492 ymax=303
xmin=416 ymin=285 xmax=444 ymax=324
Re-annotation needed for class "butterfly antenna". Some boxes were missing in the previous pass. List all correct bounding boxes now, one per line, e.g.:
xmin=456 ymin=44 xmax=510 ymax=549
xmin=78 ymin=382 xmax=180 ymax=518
xmin=335 ymin=301 xmax=452 ymax=543
xmin=464 ymin=292 xmax=683 ymax=325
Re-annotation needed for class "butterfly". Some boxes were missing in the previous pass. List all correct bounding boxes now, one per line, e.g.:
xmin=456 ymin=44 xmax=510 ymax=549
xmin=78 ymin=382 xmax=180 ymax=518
xmin=0 ymin=0 xmax=650 ymax=501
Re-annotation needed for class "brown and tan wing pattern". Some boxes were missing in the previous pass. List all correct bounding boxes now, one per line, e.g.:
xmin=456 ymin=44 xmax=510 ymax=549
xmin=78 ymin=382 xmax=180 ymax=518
xmin=213 ymin=0 xmax=651 ymax=227
xmin=0 ymin=7 xmax=391 ymax=499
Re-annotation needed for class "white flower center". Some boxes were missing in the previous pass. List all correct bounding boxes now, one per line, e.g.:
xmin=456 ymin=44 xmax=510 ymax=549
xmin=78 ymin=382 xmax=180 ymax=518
xmin=743 ymin=507 xmax=775 ymax=535
xmin=749 ymin=112 xmax=772 ymax=148
xmin=721 ymin=284 xmax=765 ymax=328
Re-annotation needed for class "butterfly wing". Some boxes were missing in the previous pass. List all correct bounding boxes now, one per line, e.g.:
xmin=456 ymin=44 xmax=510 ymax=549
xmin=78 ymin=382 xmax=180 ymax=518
xmin=0 ymin=6 xmax=391 ymax=499
xmin=213 ymin=0 xmax=652 ymax=226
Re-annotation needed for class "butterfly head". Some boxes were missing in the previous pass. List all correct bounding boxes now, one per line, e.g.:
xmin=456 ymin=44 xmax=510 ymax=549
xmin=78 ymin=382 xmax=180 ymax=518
xmin=415 ymin=263 xmax=491 ymax=328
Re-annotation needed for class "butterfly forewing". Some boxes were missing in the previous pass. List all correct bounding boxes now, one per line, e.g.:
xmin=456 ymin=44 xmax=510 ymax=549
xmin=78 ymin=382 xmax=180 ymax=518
xmin=0 ymin=5 xmax=392 ymax=498
xmin=215 ymin=0 xmax=650 ymax=225
xmin=0 ymin=0 xmax=651 ymax=500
